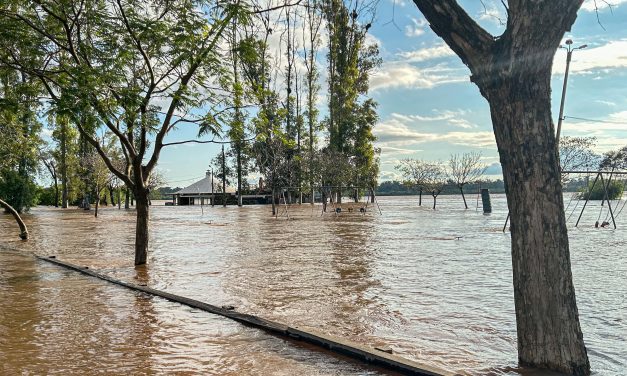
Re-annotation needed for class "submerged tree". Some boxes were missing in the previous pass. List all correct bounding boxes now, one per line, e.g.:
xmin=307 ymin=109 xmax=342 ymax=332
xmin=411 ymin=1 xmax=589 ymax=373
xmin=448 ymin=151 xmax=486 ymax=209
xmin=396 ymin=158 xmax=432 ymax=206
xmin=1 ymin=0 xmax=241 ymax=265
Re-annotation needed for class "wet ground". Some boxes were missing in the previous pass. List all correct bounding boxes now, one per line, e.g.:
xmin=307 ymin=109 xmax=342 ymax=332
xmin=0 ymin=194 xmax=625 ymax=375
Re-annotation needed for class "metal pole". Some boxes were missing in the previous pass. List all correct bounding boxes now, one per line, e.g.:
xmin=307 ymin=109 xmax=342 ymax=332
xmin=211 ymin=168 xmax=215 ymax=207
xmin=599 ymin=173 xmax=617 ymax=229
xmin=556 ymin=49 xmax=572 ymax=148
xmin=556 ymin=41 xmax=587 ymax=148
xmin=576 ymin=172 xmax=600 ymax=227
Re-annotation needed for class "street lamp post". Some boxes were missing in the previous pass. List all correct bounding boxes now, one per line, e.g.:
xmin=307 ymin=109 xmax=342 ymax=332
xmin=556 ymin=39 xmax=587 ymax=150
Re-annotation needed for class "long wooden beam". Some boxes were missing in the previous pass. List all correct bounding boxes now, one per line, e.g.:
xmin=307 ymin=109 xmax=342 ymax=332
xmin=37 ymin=255 xmax=453 ymax=376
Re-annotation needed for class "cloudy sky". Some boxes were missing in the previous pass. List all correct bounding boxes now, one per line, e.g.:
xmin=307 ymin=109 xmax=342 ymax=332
xmin=158 ymin=0 xmax=627 ymax=187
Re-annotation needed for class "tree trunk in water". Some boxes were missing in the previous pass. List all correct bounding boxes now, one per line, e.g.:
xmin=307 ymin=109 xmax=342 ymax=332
xmin=134 ymin=188 xmax=150 ymax=265
xmin=460 ymin=186 xmax=468 ymax=209
xmin=60 ymin=119 xmax=69 ymax=209
xmin=109 ymin=187 xmax=115 ymax=207
xmin=484 ymin=73 xmax=589 ymax=374
xmin=432 ymin=194 xmax=436 ymax=210
xmin=419 ymin=188 xmax=422 ymax=206
xmin=53 ymin=178 xmax=59 ymax=208
xmin=271 ymin=187 xmax=276 ymax=215
xmin=94 ymin=187 xmax=99 ymax=218
xmin=237 ymin=148 xmax=243 ymax=207
xmin=0 ymin=198 xmax=29 ymax=240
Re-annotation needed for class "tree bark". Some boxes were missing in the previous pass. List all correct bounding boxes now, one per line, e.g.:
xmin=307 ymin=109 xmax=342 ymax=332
xmin=0 ymin=198 xmax=29 ymax=240
xmin=487 ymin=74 xmax=589 ymax=375
xmin=134 ymin=187 xmax=150 ymax=265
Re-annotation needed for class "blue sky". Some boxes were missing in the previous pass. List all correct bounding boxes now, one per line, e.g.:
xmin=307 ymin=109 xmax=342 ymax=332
xmin=157 ymin=0 xmax=627 ymax=187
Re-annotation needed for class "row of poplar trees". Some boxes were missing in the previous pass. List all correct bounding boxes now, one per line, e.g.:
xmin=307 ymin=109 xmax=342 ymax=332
xmin=211 ymin=0 xmax=381 ymax=211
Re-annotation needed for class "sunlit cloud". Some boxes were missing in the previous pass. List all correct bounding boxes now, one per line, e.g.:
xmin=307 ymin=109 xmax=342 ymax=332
xmin=553 ymin=40 xmax=627 ymax=75
xmin=370 ymin=63 xmax=468 ymax=91
xmin=397 ymin=43 xmax=455 ymax=62
xmin=581 ymin=0 xmax=627 ymax=11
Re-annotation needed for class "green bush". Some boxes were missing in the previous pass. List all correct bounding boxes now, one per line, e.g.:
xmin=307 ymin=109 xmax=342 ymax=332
xmin=0 ymin=169 xmax=38 ymax=213
xmin=579 ymin=179 xmax=624 ymax=200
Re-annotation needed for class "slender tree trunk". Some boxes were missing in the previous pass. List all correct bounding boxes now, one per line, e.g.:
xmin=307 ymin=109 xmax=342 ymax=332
xmin=60 ymin=119 xmax=69 ymax=208
xmin=460 ymin=186 xmax=468 ymax=209
xmin=109 ymin=186 xmax=115 ymax=207
xmin=485 ymin=72 xmax=589 ymax=375
xmin=134 ymin=187 xmax=150 ymax=266
xmin=237 ymin=148 xmax=243 ymax=207
xmin=53 ymin=175 xmax=59 ymax=207
xmin=125 ymin=188 xmax=130 ymax=209
xmin=419 ymin=187 xmax=422 ymax=206
xmin=94 ymin=186 xmax=99 ymax=218
xmin=432 ymin=194 xmax=437 ymax=210
xmin=0 ymin=198 xmax=28 ymax=240
xmin=222 ymin=145 xmax=227 ymax=207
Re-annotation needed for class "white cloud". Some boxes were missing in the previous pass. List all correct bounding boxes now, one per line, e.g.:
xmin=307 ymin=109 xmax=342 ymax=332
xmin=398 ymin=43 xmax=455 ymax=62
xmin=553 ymin=40 xmax=627 ymax=75
xmin=581 ymin=0 xmax=627 ymax=11
xmin=370 ymin=63 xmax=468 ymax=91
xmin=390 ymin=110 xmax=478 ymax=129
xmin=373 ymin=113 xmax=496 ymax=149
xmin=404 ymin=17 xmax=427 ymax=38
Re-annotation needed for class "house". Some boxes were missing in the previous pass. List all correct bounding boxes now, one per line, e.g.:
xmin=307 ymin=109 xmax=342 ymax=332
xmin=172 ymin=171 xmax=217 ymax=205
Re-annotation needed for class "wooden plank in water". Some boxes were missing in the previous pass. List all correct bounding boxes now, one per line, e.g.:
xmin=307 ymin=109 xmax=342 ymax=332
xmin=38 ymin=255 xmax=455 ymax=376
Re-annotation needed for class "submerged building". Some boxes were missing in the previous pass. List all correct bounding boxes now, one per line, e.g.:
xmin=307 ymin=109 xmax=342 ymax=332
xmin=172 ymin=171 xmax=216 ymax=205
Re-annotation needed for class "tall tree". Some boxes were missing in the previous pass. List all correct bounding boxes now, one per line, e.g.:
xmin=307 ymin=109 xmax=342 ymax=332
xmin=410 ymin=1 xmax=589 ymax=373
xmin=302 ymin=0 xmax=323 ymax=204
xmin=1 ymin=0 xmax=241 ymax=265
xmin=324 ymin=0 xmax=379 ymax=202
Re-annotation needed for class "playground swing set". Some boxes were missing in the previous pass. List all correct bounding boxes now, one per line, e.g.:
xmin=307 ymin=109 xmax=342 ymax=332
xmin=503 ymin=169 xmax=627 ymax=232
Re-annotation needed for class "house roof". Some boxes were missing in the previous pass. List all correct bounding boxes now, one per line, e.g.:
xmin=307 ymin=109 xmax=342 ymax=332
xmin=175 ymin=172 xmax=215 ymax=195
xmin=174 ymin=171 xmax=236 ymax=195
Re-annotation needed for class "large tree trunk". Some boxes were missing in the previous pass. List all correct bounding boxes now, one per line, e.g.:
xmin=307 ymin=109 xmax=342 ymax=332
xmin=0 ymin=198 xmax=28 ymax=240
xmin=134 ymin=187 xmax=150 ymax=265
xmin=409 ymin=1 xmax=589 ymax=373
xmin=486 ymin=74 xmax=588 ymax=375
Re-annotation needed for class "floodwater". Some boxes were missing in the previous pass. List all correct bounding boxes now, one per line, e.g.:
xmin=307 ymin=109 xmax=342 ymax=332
xmin=0 ymin=194 xmax=625 ymax=375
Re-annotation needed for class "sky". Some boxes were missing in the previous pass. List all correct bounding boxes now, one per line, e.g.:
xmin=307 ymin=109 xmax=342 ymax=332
xmin=156 ymin=0 xmax=627 ymax=188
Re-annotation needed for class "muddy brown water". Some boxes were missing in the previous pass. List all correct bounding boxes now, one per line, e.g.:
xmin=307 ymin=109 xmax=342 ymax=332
xmin=0 ymin=195 xmax=625 ymax=375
